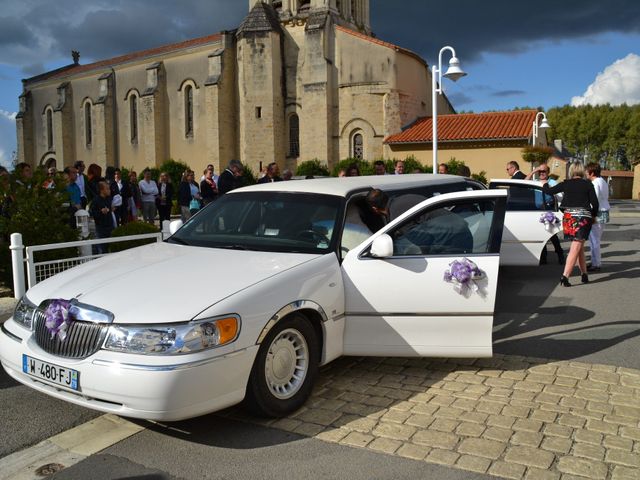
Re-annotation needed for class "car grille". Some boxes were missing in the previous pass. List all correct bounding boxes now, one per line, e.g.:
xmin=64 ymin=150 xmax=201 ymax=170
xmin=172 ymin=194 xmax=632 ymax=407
xmin=33 ymin=309 xmax=109 ymax=359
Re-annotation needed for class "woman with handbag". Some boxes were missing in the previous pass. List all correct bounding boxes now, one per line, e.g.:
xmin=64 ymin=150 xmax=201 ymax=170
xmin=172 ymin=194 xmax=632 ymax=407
xmin=178 ymin=170 xmax=201 ymax=222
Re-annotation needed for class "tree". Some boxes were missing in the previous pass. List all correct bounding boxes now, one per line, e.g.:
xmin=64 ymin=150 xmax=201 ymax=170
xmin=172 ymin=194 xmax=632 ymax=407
xmin=547 ymin=104 xmax=639 ymax=170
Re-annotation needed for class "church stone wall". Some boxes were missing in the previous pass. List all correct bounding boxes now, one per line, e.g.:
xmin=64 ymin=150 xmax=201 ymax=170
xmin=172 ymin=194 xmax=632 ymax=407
xmin=237 ymin=32 xmax=286 ymax=174
xmin=114 ymin=64 xmax=148 ymax=173
xmin=164 ymin=50 xmax=213 ymax=172
xmin=27 ymin=85 xmax=58 ymax=166
xmin=70 ymin=74 xmax=107 ymax=169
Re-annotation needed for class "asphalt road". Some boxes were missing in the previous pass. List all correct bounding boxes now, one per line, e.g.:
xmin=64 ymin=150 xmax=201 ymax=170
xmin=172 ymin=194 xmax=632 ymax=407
xmin=0 ymin=199 xmax=638 ymax=479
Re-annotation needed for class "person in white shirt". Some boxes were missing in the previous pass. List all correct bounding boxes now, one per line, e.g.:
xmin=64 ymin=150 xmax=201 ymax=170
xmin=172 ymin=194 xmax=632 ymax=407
xmin=586 ymin=163 xmax=610 ymax=271
xmin=139 ymin=168 xmax=159 ymax=224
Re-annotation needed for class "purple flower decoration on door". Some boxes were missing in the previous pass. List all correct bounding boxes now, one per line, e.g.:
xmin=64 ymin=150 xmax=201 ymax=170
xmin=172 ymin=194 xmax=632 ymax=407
xmin=539 ymin=211 xmax=560 ymax=232
xmin=443 ymin=258 xmax=486 ymax=297
xmin=44 ymin=299 xmax=72 ymax=341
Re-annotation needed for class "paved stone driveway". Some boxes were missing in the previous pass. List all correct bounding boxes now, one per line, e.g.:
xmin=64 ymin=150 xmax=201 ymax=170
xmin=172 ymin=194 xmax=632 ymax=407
xmin=228 ymin=354 xmax=640 ymax=480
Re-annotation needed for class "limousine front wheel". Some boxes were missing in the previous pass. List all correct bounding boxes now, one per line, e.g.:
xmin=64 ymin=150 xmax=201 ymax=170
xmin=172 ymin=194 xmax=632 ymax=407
xmin=245 ymin=315 xmax=319 ymax=417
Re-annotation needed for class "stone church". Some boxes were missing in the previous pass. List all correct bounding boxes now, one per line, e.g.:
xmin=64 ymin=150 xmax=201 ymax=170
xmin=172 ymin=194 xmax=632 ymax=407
xmin=16 ymin=0 xmax=455 ymax=175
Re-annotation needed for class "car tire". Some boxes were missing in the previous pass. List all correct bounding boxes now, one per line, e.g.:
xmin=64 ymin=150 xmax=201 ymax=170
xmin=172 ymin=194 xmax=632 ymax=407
xmin=245 ymin=314 xmax=319 ymax=417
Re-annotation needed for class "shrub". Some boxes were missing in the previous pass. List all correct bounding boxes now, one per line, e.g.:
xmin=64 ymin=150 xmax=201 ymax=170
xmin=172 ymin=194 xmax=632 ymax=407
xmin=158 ymin=159 xmax=191 ymax=188
xmin=521 ymin=146 xmax=554 ymax=164
xmin=444 ymin=157 xmax=467 ymax=175
xmin=471 ymin=171 xmax=488 ymax=185
xmin=401 ymin=155 xmax=426 ymax=173
xmin=296 ymin=159 xmax=330 ymax=177
xmin=240 ymin=164 xmax=258 ymax=186
xmin=0 ymin=170 xmax=79 ymax=291
xmin=108 ymin=221 xmax=159 ymax=253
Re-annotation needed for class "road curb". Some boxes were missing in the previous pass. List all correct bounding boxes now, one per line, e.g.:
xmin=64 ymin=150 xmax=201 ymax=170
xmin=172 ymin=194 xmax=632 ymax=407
xmin=0 ymin=414 xmax=144 ymax=480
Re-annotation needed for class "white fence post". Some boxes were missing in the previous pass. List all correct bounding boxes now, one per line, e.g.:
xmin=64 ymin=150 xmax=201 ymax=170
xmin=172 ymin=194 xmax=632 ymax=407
xmin=25 ymin=246 xmax=37 ymax=290
xmin=9 ymin=233 xmax=25 ymax=299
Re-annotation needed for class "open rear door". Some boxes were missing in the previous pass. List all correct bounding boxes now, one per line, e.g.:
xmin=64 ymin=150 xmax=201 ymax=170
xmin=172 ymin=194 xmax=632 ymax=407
xmin=489 ymin=179 xmax=561 ymax=266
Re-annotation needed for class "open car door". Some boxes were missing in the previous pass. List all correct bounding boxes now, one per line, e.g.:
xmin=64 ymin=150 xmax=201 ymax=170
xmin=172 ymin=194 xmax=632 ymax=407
xmin=489 ymin=179 xmax=562 ymax=266
xmin=340 ymin=189 xmax=507 ymax=358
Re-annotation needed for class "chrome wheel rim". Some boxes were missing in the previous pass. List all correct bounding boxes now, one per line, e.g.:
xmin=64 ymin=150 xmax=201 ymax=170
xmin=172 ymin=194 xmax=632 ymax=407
xmin=264 ymin=328 xmax=309 ymax=400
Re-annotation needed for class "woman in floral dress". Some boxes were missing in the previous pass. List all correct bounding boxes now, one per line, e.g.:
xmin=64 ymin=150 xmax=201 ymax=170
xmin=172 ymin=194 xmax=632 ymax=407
xmin=543 ymin=163 xmax=599 ymax=287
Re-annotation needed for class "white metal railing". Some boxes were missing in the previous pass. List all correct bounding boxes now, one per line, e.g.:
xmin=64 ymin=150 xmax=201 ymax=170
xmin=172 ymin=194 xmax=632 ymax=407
xmin=10 ymin=221 xmax=172 ymax=299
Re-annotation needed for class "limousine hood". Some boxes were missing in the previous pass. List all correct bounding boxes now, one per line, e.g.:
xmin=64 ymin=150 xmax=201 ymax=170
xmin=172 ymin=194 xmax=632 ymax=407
xmin=25 ymin=242 xmax=319 ymax=324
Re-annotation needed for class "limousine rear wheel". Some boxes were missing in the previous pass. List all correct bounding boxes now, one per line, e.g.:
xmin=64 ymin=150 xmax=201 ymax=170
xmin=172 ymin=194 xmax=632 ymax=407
xmin=245 ymin=315 xmax=319 ymax=417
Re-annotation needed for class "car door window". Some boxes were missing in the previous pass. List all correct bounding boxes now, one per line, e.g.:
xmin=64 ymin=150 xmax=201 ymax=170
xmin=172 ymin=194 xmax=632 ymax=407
xmin=492 ymin=184 xmax=555 ymax=211
xmin=388 ymin=199 xmax=497 ymax=256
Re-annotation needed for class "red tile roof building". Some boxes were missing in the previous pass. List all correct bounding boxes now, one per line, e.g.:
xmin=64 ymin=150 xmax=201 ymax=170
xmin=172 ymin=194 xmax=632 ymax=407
xmin=383 ymin=110 xmax=562 ymax=180
xmin=385 ymin=110 xmax=538 ymax=144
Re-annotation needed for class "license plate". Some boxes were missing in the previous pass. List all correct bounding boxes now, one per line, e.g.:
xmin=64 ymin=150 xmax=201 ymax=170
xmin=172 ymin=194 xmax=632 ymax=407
xmin=22 ymin=355 xmax=79 ymax=391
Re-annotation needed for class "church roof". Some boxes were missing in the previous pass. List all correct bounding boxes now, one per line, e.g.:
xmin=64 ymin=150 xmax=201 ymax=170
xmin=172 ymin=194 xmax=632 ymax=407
xmin=385 ymin=110 xmax=538 ymax=144
xmin=237 ymin=2 xmax=283 ymax=38
xmin=24 ymin=33 xmax=223 ymax=85
xmin=335 ymin=25 xmax=426 ymax=67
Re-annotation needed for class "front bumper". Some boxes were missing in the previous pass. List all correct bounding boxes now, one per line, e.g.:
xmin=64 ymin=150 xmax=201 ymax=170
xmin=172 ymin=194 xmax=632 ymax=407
xmin=0 ymin=319 xmax=259 ymax=421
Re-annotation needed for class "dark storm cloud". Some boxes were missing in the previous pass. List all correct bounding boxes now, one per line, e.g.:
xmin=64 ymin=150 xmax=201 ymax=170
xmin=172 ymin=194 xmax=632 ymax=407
xmin=1 ymin=0 xmax=639 ymax=70
xmin=0 ymin=16 xmax=37 ymax=47
xmin=492 ymin=90 xmax=526 ymax=97
xmin=45 ymin=0 xmax=246 ymax=62
xmin=372 ymin=0 xmax=640 ymax=63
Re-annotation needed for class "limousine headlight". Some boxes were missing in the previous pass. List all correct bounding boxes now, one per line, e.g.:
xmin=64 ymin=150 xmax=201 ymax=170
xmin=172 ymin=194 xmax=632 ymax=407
xmin=14 ymin=296 xmax=37 ymax=330
xmin=104 ymin=315 xmax=240 ymax=355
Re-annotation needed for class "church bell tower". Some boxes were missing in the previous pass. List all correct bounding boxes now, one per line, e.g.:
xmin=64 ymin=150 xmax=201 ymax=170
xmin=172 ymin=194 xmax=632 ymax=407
xmin=248 ymin=0 xmax=371 ymax=35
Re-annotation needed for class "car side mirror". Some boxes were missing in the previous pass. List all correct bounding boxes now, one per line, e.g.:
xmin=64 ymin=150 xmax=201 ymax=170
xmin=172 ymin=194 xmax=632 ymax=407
xmin=370 ymin=234 xmax=394 ymax=258
xmin=169 ymin=220 xmax=184 ymax=235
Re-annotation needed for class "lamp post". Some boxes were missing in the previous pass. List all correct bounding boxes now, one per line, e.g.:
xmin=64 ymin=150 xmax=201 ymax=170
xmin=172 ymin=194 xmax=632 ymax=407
xmin=532 ymin=111 xmax=550 ymax=147
xmin=432 ymin=46 xmax=466 ymax=174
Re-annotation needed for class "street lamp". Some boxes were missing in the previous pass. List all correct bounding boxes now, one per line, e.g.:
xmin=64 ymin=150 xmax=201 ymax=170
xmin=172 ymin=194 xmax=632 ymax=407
xmin=532 ymin=111 xmax=550 ymax=147
xmin=432 ymin=46 xmax=467 ymax=174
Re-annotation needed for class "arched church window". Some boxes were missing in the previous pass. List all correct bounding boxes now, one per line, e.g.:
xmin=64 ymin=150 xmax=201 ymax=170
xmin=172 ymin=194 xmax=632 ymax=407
xmin=46 ymin=108 xmax=53 ymax=151
xmin=289 ymin=114 xmax=300 ymax=158
xmin=184 ymin=85 xmax=194 ymax=137
xmin=84 ymin=102 xmax=92 ymax=147
xmin=129 ymin=94 xmax=138 ymax=143
xmin=352 ymin=133 xmax=363 ymax=159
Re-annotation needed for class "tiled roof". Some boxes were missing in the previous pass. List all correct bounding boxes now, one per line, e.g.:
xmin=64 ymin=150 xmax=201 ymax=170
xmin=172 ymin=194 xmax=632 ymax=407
xmin=335 ymin=25 xmax=426 ymax=66
xmin=385 ymin=110 xmax=539 ymax=144
xmin=25 ymin=33 xmax=223 ymax=85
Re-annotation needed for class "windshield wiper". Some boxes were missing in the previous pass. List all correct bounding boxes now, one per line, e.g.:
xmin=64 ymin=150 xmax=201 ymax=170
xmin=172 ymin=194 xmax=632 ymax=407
xmin=216 ymin=244 xmax=251 ymax=251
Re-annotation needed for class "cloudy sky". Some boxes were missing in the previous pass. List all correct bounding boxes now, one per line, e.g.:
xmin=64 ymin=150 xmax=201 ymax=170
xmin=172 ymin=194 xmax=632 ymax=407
xmin=1 ymin=0 xmax=639 ymax=167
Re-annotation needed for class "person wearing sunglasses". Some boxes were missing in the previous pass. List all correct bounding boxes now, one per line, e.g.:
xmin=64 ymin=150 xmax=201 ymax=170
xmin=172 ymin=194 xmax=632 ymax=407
xmin=527 ymin=164 xmax=565 ymax=264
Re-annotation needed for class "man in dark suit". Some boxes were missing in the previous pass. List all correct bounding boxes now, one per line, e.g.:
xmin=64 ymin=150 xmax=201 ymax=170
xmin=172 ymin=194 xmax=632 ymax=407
xmin=506 ymin=161 xmax=526 ymax=179
xmin=109 ymin=168 xmax=131 ymax=226
xmin=257 ymin=162 xmax=282 ymax=184
xmin=218 ymin=159 xmax=244 ymax=195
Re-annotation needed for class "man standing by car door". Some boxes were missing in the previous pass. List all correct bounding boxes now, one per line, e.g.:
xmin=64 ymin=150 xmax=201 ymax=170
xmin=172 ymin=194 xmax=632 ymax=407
xmin=506 ymin=161 xmax=526 ymax=179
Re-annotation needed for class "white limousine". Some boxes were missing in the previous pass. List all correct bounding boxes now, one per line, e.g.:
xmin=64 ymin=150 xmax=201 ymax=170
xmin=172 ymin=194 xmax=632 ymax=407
xmin=0 ymin=174 xmax=560 ymax=420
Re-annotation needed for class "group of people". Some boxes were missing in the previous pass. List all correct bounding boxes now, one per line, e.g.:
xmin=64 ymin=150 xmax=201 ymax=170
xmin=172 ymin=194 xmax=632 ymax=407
xmin=506 ymin=160 xmax=610 ymax=287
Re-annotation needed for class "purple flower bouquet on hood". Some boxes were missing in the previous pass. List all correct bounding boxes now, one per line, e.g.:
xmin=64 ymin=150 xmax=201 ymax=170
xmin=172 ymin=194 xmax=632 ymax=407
xmin=44 ymin=299 xmax=72 ymax=341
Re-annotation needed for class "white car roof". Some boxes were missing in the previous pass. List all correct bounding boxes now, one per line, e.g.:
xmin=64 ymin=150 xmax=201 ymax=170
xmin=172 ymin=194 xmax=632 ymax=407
xmin=233 ymin=174 xmax=468 ymax=198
